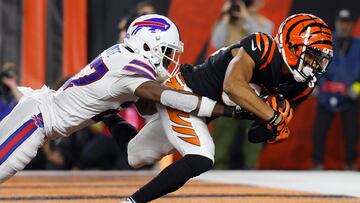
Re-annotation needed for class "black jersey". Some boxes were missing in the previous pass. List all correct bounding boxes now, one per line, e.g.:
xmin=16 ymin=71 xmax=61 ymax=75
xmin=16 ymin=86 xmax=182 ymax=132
xmin=180 ymin=32 xmax=313 ymax=106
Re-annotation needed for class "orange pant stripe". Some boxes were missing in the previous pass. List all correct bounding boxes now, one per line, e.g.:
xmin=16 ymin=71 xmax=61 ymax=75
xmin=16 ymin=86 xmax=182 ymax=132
xmin=164 ymin=74 xmax=201 ymax=146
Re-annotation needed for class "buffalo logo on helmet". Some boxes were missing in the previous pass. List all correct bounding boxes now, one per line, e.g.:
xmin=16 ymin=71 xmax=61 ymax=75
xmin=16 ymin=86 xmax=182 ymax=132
xmin=131 ymin=18 xmax=171 ymax=35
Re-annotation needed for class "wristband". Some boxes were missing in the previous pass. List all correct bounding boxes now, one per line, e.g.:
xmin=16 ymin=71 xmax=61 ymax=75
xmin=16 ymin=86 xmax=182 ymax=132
xmin=223 ymin=106 xmax=235 ymax=117
xmin=268 ymin=111 xmax=280 ymax=125
xmin=197 ymin=97 xmax=217 ymax=117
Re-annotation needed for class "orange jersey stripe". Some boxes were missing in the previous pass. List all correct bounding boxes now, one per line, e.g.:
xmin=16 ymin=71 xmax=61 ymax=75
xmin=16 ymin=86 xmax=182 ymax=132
xmin=178 ymin=74 xmax=186 ymax=84
xmin=260 ymin=39 xmax=276 ymax=70
xmin=255 ymin=33 xmax=262 ymax=51
xmin=164 ymin=75 xmax=184 ymax=90
xmin=260 ymin=34 xmax=270 ymax=60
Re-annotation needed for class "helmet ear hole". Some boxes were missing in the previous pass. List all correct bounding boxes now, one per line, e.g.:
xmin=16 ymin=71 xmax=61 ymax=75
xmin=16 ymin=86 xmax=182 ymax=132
xmin=143 ymin=44 xmax=150 ymax=51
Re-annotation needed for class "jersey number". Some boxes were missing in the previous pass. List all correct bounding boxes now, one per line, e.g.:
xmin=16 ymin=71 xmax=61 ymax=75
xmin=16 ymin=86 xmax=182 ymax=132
xmin=63 ymin=57 xmax=109 ymax=90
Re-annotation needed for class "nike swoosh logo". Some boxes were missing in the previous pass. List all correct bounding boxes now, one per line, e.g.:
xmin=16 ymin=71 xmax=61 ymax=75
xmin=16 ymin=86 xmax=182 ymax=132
xmin=251 ymin=40 xmax=257 ymax=51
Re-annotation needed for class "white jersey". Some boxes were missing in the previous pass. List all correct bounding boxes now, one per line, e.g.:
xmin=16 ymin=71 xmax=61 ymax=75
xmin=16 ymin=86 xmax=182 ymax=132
xmin=38 ymin=44 xmax=156 ymax=138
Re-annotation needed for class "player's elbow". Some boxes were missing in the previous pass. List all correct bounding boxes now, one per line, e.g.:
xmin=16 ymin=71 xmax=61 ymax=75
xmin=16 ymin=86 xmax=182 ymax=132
xmin=223 ymin=79 xmax=236 ymax=96
xmin=223 ymin=79 xmax=243 ymax=98
xmin=223 ymin=79 xmax=249 ymax=103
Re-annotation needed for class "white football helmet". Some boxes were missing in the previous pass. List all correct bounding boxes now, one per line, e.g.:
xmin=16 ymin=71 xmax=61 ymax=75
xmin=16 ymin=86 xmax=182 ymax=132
xmin=124 ymin=14 xmax=184 ymax=78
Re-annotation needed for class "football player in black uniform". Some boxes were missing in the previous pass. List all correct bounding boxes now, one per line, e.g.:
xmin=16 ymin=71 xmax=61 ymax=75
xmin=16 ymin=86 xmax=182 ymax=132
xmin=109 ymin=13 xmax=333 ymax=203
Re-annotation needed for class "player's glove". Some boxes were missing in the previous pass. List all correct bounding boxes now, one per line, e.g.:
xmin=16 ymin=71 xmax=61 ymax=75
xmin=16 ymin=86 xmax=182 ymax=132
xmin=266 ymin=111 xmax=290 ymax=144
xmin=248 ymin=121 xmax=289 ymax=144
xmin=233 ymin=105 xmax=257 ymax=120
xmin=223 ymin=105 xmax=257 ymax=120
xmin=92 ymin=109 xmax=120 ymax=122
xmin=265 ymin=94 xmax=293 ymax=125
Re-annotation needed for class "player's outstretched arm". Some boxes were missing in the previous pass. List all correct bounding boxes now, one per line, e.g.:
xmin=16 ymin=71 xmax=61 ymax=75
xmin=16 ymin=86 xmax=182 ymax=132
xmin=134 ymin=80 xmax=227 ymax=117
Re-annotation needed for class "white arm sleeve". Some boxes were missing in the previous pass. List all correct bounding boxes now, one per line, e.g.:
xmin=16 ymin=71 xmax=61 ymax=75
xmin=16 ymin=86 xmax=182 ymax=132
xmin=160 ymin=90 xmax=198 ymax=113
xmin=160 ymin=90 xmax=216 ymax=117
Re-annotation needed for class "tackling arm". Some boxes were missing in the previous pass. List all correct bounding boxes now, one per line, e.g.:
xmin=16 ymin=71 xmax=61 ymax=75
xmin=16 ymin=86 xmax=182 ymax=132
xmin=134 ymin=80 xmax=226 ymax=117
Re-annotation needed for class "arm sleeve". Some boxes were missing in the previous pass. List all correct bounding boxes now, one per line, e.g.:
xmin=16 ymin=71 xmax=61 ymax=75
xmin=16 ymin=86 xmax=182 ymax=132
xmin=239 ymin=32 xmax=276 ymax=71
xmin=239 ymin=33 xmax=264 ymax=69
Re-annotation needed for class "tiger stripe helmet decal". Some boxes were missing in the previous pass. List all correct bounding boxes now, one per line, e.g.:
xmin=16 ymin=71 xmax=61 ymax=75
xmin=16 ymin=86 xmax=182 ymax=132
xmin=275 ymin=13 xmax=333 ymax=86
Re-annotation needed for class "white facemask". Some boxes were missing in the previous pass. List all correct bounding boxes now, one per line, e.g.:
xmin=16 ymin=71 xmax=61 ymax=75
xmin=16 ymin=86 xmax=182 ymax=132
xmin=292 ymin=65 xmax=317 ymax=87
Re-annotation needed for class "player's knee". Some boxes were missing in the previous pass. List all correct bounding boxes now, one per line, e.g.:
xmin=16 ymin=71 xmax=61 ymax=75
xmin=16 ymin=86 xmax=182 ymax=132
xmin=128 ymin=151 xmax=160 ymax=169
xmin=0 ymin=132 xmax=45 ymax=184
xmin=0 ymin=146 xmax=38 ymax=184
xmin=183 ymin=154 xmax=213 ymax=177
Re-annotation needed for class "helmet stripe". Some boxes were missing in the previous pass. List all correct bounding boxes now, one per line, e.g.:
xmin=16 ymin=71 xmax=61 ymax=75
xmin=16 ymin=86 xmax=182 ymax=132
xmin=299 ymin=23 xmax=330 ymax=35
xmin=285 ymin=18 xmax=316 ymax=42
xmin=308 ymin=40 xmax=332 ymax=46
xmin=311 ymin=31 xmax=332 ymax=36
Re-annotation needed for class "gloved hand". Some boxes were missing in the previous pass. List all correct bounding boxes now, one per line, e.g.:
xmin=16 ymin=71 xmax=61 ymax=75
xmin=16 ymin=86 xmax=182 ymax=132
xmin=265 ymin=94 xmax=293 ymax=125
xmin=248 ymin=121 xmax=290 ymax=144
xmin=266 ymin=110 xmax=290 ymax=144
xmin=223 ymin=105 xmax=257 ymax=120
xmin=233 ymin=105 xmax=257 ymax=120
xmin=267 ymin=115 xmax=290 ymax=144
xmin=91 ymin=109 xmax=120 ymax=122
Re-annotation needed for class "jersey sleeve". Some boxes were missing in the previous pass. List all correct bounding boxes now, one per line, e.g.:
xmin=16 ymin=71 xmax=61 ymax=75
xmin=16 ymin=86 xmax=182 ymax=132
xmin=109 ymin=74 xmax=151 ymax=98
xmin=121 ymin=59 xmax=157 ymax=81
xmin=239 ymin=32 xmax=276 ymax=70
xmin=118 ymin=58 xmax=156 ymax=94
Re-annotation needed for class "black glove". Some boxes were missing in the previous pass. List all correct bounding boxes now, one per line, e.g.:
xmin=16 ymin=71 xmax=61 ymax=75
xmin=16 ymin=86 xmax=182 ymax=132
xmin=223 ymin=106 xmax=257 ymax=120
xmin=248 ymin=122 xmax=274 ymax=143
xmin=265 ymin=94 xmax=293 ymax=125
xmin=233 ymin=106 xmax=257 ymax=120
xmin=91 ymin=109 xmax=119 ymax=123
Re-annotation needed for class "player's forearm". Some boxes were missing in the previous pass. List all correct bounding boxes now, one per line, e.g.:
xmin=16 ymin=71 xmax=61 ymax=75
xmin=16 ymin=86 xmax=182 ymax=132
xmin=135 ymin=81 xmax=216 ymax=117
xmin=225 ymin=83 xmax=274 ymax=121
xmin=210 ymin=103 xmax=225 ymax=117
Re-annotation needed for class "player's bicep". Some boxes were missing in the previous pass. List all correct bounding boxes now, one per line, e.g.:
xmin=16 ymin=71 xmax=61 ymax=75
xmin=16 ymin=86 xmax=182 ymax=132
xmin=224 ymin=47 xmax=256 ymax=91
xmin=134 ymin=80 xmax=167 ymax=102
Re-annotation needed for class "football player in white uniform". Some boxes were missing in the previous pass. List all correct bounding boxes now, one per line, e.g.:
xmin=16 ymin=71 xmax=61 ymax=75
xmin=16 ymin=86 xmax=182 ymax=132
xmin=0 ymin=14 xmax=229 ymax=184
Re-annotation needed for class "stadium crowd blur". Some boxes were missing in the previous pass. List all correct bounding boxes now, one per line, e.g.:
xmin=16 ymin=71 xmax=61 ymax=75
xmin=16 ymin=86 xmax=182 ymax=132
xmin=0 ymin=63 xmax=22 ymax=121
xmin=312 ymin=9 xmax=360 ymax=171
xmin=1 ymin=0 xmax=359 ymax=171
xmin=210 ymin=0 xmax=273 ymax=169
